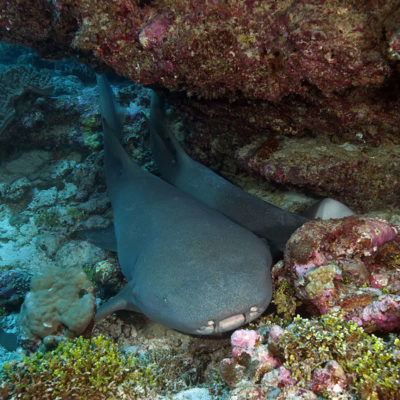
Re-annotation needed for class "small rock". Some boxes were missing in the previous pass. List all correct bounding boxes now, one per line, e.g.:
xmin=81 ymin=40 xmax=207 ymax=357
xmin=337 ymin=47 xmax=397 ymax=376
xmin=171 ymin=387 xmax=213 ymax=400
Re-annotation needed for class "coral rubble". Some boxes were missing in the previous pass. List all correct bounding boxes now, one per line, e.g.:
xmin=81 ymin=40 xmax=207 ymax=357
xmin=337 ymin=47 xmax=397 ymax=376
xmin=221 ymin=314 xmax=400 ymax=399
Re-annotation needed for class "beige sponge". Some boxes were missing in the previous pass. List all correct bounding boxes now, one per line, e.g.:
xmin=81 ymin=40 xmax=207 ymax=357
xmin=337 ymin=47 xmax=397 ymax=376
xmin=19 ymin=265 xmax=96 ymax=340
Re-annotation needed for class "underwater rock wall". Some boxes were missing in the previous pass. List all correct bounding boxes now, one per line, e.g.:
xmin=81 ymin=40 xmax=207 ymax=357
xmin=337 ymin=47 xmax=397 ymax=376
xmin=236 ymin=136 xmax=400 ymax=212
xmin=0 ymin=1 xmax=397 ymax=101
xmin=1 ymin=1 xmax=400 ymax=210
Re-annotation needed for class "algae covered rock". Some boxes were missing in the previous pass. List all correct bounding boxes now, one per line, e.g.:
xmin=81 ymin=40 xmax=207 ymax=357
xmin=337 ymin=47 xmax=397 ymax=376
xmin=0 ymin=65 xmax=53 ymax=139
xmin=276 ymin=216 xmax=400 ymax=333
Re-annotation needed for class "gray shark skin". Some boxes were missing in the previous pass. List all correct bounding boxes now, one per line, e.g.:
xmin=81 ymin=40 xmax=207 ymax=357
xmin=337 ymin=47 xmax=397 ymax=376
xmin=149 ymin=95 xmax=355 ymax=247
xmin=94 ymin=75 xmax=272 ymax=335
xmin=149 ymin=94 xmax=309 ymax=252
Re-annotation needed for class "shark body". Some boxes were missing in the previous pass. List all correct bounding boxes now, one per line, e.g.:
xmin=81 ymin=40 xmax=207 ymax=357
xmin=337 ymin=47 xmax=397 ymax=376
xmin=92 ymin=76 xmax=353 ymax=335
xmin=94 ymin=75 xmax=273 ymax=334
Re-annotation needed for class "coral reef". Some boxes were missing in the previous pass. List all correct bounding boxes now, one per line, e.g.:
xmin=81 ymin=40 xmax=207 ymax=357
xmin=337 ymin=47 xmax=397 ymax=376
xmin=275 ymin=216 xmax=400 ymax=333
xmin=0 ymin=39 xmax=399 ymax=399
xmin=220 ymin=313 xmax=400 ymax=399
xmin=0 ymin=65 xmax=54 ymax=138
xmin=0 ymin=268 xmax=30 ymax=312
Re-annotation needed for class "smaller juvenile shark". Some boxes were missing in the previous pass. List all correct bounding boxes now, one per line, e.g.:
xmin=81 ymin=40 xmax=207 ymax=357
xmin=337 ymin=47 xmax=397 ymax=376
xmin=149 ymin=93 xmax=309 ymax=252
xmin=148 ymin=95 xmax=354 ymax=250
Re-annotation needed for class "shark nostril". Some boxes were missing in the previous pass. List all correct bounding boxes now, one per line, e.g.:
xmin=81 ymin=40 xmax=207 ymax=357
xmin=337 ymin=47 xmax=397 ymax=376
xmin=248 ymin=306 xmax=260 ymax=320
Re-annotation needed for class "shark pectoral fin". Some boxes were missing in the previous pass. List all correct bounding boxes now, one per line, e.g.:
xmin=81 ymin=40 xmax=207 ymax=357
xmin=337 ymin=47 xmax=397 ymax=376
xmin=95 ymin=283 xmax=141 ymax=322
xmin=73 ymin=224 xmax=117 ymax=252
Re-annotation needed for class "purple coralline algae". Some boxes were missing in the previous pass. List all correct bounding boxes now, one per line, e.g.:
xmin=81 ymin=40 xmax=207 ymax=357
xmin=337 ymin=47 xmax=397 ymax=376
xmin=276 ymin=216 xmax=400 ymax=333
xmin=1 ymin=0 xmax=397 ymax=102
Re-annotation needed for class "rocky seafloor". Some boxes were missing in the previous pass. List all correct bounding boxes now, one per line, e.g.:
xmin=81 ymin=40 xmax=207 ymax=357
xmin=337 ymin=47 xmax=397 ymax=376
xmin=0 ymin=43 xmax=399 ymax=399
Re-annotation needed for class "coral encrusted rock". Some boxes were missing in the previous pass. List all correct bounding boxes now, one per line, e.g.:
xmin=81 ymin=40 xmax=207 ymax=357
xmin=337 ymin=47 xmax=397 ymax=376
xmin=221 ymin=314 xmax=400 ymax=399
xmin=274 ymin=216 xmax=400 ymax=333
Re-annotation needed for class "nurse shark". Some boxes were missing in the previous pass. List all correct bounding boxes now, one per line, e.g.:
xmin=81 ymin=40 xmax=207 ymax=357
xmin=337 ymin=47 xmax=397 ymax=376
xmin=91 ymin=75 xmax=353 ymax=335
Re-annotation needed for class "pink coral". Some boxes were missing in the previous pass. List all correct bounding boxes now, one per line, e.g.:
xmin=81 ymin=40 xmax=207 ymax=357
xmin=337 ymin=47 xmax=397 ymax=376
xmin=358 ymin=296 xmax=400 ymax=331
xmin=231 ymin=329 xmax=260 ymax=349
xmin=268 ymin=324 xmax=284 ymax=342
xmin=261 ymin=366 xmax=296 ymax=388
xmin=221 ymin=328 xmax=283 ymax=389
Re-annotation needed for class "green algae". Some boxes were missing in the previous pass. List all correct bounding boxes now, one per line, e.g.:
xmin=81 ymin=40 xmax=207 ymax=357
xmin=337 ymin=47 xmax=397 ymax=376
xmin=279 ymin=312 xmax=400 ymax=400
xmin=1 ymin=335 xmax=158 ymax=399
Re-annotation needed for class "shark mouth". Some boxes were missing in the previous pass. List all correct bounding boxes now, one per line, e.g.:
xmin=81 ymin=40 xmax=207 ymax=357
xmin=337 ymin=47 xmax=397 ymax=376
xmin=195 ymin=306 xmax=262 ymax=334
